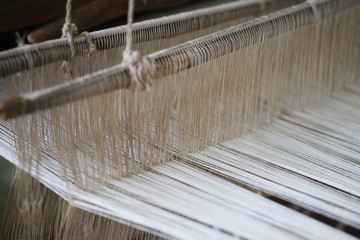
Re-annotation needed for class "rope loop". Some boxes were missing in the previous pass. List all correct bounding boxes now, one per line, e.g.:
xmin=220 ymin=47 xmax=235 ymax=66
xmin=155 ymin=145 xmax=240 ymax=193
xmin=83 ymin=31 xmax=98 ymax=57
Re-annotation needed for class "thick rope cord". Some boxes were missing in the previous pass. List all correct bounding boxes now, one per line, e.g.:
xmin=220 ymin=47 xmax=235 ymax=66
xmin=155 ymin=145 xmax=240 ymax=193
xmin=124 ymin=0 xmax=135 ymax=55
xmin=122 ymin=0 xmax=155 ymax=91
xmin=62 ymin=0 xmax=78 ymax=58
xmin=61 ymin=0 xmax=79 ymax=81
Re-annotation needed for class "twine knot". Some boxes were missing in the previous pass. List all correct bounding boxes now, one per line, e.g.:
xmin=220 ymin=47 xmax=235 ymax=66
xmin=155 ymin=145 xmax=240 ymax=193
xmin=61 ymin=23 xmax=78 ymax=38
xmin=62 ymin=22 xmax=78 ymax=58
xmin=123 ymin=50 xmax=155 ymax=91
xmin=122 ymin=0 xmax=155 ymax=91
xmin=83 ymin=31 xmax=98 ymax=57
xmin=61 ymin=0 xmax=78 ymax=58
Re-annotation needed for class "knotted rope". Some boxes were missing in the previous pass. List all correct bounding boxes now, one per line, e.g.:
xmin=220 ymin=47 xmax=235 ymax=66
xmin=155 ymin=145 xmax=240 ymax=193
xmin=61 ymin=0 xmax=78 ymax=81
xmin=83 ymin=31 xmax=98 ymax=57
xmin=62 ymin=0 xmax=78 ymax=58
xmin=122 ymin=0 xmax=155 ymax=91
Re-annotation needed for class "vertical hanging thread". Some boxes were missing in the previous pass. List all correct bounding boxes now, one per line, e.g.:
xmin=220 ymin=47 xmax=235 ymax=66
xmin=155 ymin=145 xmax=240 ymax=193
xmin=62 ymin=0 xmax=78 ymax=58
xmin=61 ymin=0 xmax=79 ymax=81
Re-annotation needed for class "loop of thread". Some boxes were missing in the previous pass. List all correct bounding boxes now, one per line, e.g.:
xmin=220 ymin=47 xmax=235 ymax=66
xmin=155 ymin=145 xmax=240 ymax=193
xmin=83 ymin=32 xmax=98 ymax=57
xmin=122 ymin=0 xmax=155 ymax=91
xmin=308 ymin=0 xmax=321 ymax=20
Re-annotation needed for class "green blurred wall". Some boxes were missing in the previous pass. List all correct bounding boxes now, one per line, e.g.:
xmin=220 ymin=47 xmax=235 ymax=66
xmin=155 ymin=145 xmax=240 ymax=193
xmin=0 ymin=156 xmax=15 ymax=218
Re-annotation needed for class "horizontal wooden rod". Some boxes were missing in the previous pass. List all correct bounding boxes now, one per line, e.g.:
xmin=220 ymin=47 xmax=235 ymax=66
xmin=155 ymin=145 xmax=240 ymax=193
xmin=27 ymin=0 xmax=193 ymax=43
xmin=0 ymin=0 xmax=301 ymax=78
xmin=0 ymin=0 xmax=356 ymax=120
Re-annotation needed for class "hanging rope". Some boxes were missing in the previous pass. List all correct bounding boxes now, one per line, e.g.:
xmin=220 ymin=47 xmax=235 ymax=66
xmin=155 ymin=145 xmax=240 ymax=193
xmin=122 ymin=0 xmax=155 ymax=91
xmin=62 ymin=0 xmax=78 ymax=58
xmin=61 ymin=0 xmax=79 ymax=81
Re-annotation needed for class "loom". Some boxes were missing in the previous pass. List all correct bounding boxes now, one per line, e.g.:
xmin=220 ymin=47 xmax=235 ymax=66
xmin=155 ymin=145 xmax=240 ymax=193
xmin=0 ymin=0 xmax=359 ymax=239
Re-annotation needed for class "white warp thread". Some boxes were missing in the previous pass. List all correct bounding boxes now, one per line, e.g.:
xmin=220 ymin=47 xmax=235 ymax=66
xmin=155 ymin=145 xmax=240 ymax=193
xmin=188 ymin=85 xmax=360 ymax=229
xmin=1 ymin=85 xmax=359 ymax=239
xmin=0 ymin=136 xmax=354 ymax=240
